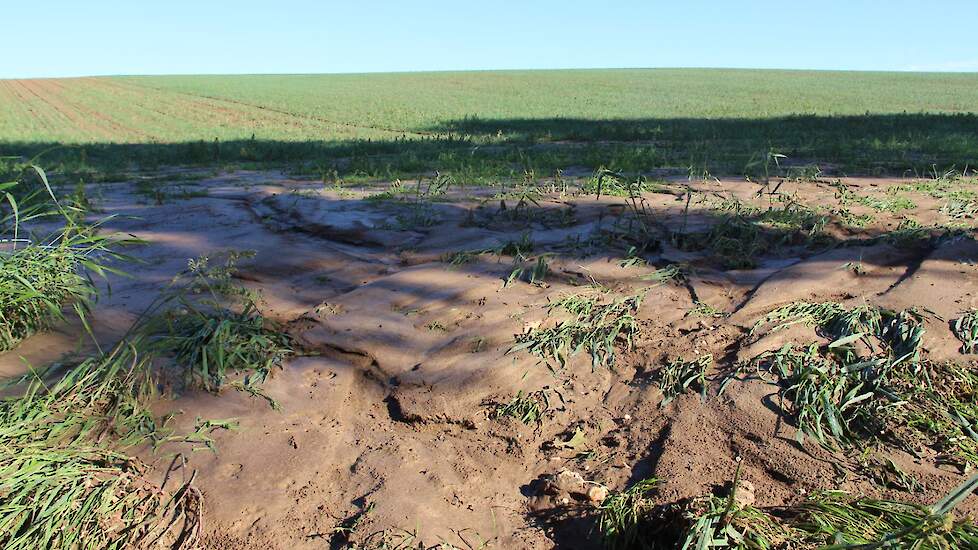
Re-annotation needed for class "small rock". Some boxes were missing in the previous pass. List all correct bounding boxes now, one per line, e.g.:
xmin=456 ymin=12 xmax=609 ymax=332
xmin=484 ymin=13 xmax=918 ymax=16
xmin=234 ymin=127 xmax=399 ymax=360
xmin=554 ymin=469 xmax=586 ymax=493
xmin=733 ymin=480 xmax=756 ymax=508
xmin=540 ymin=469 xmax=586 ymax=497
xmin=587 ymin=485 xmax=609 ymax=505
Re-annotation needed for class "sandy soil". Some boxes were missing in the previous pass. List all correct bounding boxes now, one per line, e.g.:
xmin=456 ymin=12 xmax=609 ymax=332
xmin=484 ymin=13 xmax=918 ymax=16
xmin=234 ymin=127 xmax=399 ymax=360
xmin=3 ymin=171 xmax=977 ymax=548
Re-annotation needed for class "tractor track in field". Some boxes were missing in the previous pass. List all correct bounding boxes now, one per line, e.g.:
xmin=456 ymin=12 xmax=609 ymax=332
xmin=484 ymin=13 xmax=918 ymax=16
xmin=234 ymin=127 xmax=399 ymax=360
xmin=9 ymin=79 xmax=155 ymax=141
xmin=117 ymin=78 xmax=438 ymax=139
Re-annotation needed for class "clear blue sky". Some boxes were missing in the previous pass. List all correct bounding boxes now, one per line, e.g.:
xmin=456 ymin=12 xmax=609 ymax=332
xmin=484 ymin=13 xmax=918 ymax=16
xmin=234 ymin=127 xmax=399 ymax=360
xmin=5 ymin=1 xmax=977 ymax=78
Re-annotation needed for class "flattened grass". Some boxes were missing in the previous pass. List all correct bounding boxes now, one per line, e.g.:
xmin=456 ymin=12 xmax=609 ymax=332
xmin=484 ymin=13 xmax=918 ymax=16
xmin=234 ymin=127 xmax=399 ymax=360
xmin=0 ymin=340 xmax=200 ymax=549
xmin=512 ymin=293 xmax=643 ymax=369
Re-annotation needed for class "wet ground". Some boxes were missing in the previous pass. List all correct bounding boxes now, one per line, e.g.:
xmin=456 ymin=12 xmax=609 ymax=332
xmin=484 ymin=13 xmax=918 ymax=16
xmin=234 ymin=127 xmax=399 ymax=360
xmin=3 ymin=170 xmax=977 ymax=548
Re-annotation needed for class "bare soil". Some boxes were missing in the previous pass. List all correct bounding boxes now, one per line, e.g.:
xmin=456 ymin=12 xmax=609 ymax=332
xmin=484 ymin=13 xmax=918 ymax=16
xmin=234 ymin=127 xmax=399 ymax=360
xmin=3 ymin=171 xmax=977 ymax=548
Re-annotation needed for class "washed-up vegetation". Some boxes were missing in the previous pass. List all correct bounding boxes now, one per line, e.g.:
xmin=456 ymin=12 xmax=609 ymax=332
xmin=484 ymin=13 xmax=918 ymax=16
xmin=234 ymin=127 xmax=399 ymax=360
xmin=3 ymin=68 xmax=978 ymax=549
xmin=0 ymin=339 xmax=201 ymax=549
xmin=511 ymin=293 xmax=642 ymax=369
xmin=598 ymin=472 xmax=978 ymax=550
xmin=0 ymin=164 xmax=203 ymax=548
xmin=146 ymin=254 xmax=295 ymax=401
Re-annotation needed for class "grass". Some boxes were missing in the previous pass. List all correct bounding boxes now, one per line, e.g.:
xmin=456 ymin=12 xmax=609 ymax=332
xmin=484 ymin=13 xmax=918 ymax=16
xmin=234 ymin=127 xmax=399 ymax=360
xmin=5 ymin=70 xmax=978 ymax=181
xmin=511 ymin=293 xmax=643 ymax=369
xmin=675 ymin=474 xmax=978 ymax=550
xmin=0 ymin=228 xmax=118 ymax=351
xmin=596 ymin=478 xmax=658 ymax=550
xmin=754 ymin=343 xmax=877 ymax=447
xmin=0 ymin=164 xmax=127 ymax=352
xmin=642 ymin=264 xmax=688 ymax=286
xmin=749 ymin=302 xmax=928 ymax=447
xmin=671 ymin=199 xmax=833 ymax=269
xmin=491 ymin=390 xmax=548 ymax=425
xmin=0 ymin=338 xmax=200 ymax=549
xmin=952 ymin=310 xmax=978 ymax=353
xmin=656 ymin=355 xmax=711 ymax=406
xmin=750 ymin=302 xmax=978 ymax=465
xmin=606 ymin=470 xmax=978 ymax=550
xmin=150 ymin=299 xmax=293 ymax=396
xmin=146 ymin=253 xmax=295 ymax=403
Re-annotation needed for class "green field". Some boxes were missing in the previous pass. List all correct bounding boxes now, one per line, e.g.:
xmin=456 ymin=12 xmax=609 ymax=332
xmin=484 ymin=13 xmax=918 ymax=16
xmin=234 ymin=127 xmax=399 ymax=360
xmin=2 ymin=69 xmax=978 ymax=179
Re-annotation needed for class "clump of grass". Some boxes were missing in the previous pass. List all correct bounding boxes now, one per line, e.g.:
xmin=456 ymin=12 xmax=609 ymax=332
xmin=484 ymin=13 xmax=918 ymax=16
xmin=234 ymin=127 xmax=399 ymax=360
xmin=441 ymin=248 xmax=490 ymax=266
xmin=796 ymin=477 xmax=978 ymax=548
xmin=150 ymin=299 xmax=293 ymax=395
xmin=754 ymin=301 xmax=924 ymax=364
xmin=582 ymin=169 xmax=663 ymax=198
xmin=832 ymin=207 xmax=875 ymax=228
xmin=0 ymin=230 xmax=113 ymax=352
xmin=641 ymin=263 xmax=688 ymax=286
xmin=941 ymin=199 xmax=978 ymax=219
xmin=617 ymin=246 xmax=648 ymax=268
xmin=754 ymin=343 xmax=878 ymax=446
xmin=675 ymin=473 xmax=978 ymax=550
xmin=147 ymin=254 xmax=294 ymax=400
xmin=1 ymin=167 xmax=126 ymax=352
xmin=887 ymin=361 xmax=978 ymax=468
xmin=511 ymin=293 xmax=643 ymax=369
xmin=506 ymin=253 xmax=551 ymax=286
xmin=680 ymin=492 xmax=799 ymax=550
xmin=0 ymin=339 xmax=200 ymax=549
xmin=952 ymin=310 xmax=978 ymax=354
xmin=836 ymin=181 xmax=917 ymax=212
xmin=687 ymin=301 xmax=725 ymax=318
xmin=491 ymin=390 xmax=548 ymax=425
xmin=752 ymin=301 xmax=978 ymax=464
xmin=596 ymin=478 xmax=658 ymax=550
xmin=657 ymin=355 xmax=711 ymax=406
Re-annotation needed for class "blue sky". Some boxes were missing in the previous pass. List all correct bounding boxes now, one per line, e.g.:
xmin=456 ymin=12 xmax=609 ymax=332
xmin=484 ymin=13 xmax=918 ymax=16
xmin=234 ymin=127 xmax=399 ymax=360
xmin=5 ymin=1 xmax=977 ymax=78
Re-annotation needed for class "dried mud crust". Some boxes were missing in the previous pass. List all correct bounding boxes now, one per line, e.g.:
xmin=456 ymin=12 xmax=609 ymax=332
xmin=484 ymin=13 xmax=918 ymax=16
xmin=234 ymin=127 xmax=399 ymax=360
xmin=3 ymin=170 xmax=978 ymax=548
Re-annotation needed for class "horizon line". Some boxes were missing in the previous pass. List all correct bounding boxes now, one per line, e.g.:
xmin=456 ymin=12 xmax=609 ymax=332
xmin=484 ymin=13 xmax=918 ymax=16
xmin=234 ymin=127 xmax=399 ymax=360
xmin=3 ymin=65 xmax=978 ymax=81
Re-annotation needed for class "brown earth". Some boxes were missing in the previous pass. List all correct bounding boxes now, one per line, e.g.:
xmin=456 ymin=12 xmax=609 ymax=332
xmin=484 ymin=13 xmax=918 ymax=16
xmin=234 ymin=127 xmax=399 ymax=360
xmin=2 ymin=170 xmax=977 ymax=548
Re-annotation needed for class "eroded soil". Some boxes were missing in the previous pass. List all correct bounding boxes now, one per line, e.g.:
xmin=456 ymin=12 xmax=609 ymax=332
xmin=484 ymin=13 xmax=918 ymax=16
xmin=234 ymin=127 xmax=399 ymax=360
xmin=3 ymin=170 xmax=977 ymax=549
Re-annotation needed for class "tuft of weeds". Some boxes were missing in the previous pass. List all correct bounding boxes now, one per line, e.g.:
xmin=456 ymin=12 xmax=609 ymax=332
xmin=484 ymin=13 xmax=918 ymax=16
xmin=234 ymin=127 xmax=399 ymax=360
xmin=886 ymin=361 xmax=978 ymax=469
xmin=641 ymin=263 xmax=689 ymax=286
xmin=0 ymin=227 xmax=124 ymax=352
xmin=511 ymin=293 xmax=643 ymax=369
xmin=952 ymin=310 xmax=978 ymax=354
xmin=680 ymin=493 xmax=799 ymax=550
xmin=596 ymin=478 xmax=658 ymax=550
xmin=441 ymin=248 xmax=490 ymax=267
xmin=657 ymin=355 xmax=712 ymax=406
xmin=754 ymin=301 xmax=924 ymax=365
xmin=617 ymin=246 xmax=648 ymax=268
xmin=752 ymin=301 xmax=978 ymax=464
xmin=505 ymin=253 xmax=551 ymax=287
xmin=491 ymin=390 xmax=548 ymax=425
xmin=147 ymin=255 xmax=294 ymax=400
xmin=754 ymin=343 xmax=879 ymax=447
xmin=941 ymin=198 xmax=978 ymax=219
xmin=1 ymin=166 xmax=129 ymax=352
xmin=687 ymin=301 xmax=725 ymax=318
xmin=150 ymin=299 xmax=294 ymax=396
xmin=836 ymin=181 xmax=917 ymax=212
xmin=832 ymin=207 xmax=875 ymax=228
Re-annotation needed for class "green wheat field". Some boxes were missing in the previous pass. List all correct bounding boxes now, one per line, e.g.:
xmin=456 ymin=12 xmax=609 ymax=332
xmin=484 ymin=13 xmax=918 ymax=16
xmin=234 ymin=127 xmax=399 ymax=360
xmin=2 ymin=69 xmax=978 ymax=179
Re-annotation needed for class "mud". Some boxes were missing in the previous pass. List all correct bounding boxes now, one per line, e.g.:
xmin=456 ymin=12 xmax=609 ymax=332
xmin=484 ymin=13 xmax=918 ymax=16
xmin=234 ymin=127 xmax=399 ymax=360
xmin=3 ymin=170 xmax=977 ymax=548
